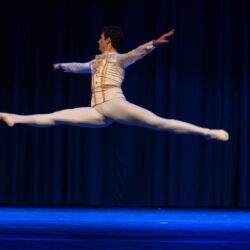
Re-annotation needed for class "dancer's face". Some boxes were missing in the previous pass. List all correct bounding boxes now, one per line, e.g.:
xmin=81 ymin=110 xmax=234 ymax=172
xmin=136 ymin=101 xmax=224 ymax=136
xmin=98 ymin=32 xmax=111 ymax=53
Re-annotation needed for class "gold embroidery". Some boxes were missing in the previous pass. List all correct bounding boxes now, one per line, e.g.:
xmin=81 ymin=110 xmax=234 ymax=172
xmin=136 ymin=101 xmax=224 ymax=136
xmin=91 ymin=76 xmax=97 ymax=106
xmin=91 ymin=53 xmax=112 ymax=106
xmin=100 ymin=54 xmax=112 ymax=102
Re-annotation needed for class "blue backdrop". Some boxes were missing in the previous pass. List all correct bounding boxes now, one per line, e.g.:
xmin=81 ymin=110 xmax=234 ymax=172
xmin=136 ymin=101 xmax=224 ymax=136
xmin=0 ymin=0 xmax=249 ymax=206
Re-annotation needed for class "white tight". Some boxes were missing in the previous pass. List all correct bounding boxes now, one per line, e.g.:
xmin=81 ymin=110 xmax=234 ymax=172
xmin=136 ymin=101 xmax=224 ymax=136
xmin=3 ymin=98 xmax=210 ymax=136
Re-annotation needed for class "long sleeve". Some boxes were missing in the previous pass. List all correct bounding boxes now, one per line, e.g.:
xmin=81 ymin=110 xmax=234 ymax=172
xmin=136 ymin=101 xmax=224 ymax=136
xmin=61 ymin=60 xmax=94 ymax=73
xmin=117 ymin=41 xmax=156 ymax=68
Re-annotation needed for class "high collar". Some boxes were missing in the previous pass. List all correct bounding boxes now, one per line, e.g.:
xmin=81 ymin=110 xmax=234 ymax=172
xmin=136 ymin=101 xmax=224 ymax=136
xmin=102 ymin=51 xmax=117 ymax=55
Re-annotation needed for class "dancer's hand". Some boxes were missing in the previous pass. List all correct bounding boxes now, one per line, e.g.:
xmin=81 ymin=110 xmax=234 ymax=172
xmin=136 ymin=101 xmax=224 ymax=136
xmin=153 ymin=29 xmax=175 ymax=47
xmin=53 ymin=63 xmax=61 ymax=70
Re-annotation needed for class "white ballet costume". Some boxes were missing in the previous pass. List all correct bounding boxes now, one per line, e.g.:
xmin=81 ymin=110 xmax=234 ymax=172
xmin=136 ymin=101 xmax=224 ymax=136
xmin=0 ymin=41 xmax=229 ymax=141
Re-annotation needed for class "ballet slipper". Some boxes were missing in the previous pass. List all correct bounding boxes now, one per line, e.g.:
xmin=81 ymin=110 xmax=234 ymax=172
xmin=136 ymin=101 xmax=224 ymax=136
xmin=206 ymin=129 xmax=229 ymax=141
xmin=0 ymin=113 xmax=15 ymax=127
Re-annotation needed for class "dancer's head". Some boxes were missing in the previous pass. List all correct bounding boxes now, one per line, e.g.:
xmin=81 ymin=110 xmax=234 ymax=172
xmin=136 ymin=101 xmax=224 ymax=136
xmin=98 ymin=26 xmax=124 ymax=53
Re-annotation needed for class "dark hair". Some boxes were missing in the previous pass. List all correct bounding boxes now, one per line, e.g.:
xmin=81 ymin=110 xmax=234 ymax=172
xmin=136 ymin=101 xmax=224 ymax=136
xmin=102 ymin=26 xmax=124 ymax=51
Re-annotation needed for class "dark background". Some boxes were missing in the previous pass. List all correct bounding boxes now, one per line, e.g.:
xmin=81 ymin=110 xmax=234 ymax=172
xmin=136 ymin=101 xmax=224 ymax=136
xmin=0 ymin=0 xmax=249 ymax=207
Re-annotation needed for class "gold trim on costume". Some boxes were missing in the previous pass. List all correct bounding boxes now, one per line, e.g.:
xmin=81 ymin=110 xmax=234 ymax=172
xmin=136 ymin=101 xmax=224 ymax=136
xmin=91 ymin=76 xmax=97 ymax=106
xmin=91 ymin=53 xmax=113 ymax=106
xmin=100 ymin=54 xmax=112 ymax=103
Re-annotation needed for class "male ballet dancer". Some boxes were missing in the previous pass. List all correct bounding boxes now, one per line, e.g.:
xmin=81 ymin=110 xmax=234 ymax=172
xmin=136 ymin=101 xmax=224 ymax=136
xmin=0 ymin=26 xmax=229 ymax=141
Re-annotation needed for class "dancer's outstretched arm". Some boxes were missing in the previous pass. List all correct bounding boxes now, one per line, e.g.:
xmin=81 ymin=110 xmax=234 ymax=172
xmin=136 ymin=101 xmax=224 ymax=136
xmin=53 ymin=60 xmax=94 ymax=73
xmin=117 ymin=29 xmax=175 ymax=67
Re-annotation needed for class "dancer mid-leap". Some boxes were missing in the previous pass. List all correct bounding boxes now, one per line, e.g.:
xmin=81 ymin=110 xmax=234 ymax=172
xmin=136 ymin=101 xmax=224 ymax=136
xmin=0 ymin=26 xmax=228 ymax=141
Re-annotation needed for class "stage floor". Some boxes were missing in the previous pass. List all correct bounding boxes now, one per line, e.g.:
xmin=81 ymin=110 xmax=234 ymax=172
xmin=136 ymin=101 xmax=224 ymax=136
xmin=0 ymin=207 xmax=250 ymax=249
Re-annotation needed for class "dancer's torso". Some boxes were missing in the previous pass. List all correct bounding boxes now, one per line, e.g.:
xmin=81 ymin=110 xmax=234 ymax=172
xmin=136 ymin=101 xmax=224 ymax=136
xmin=90 ymin=52 xmax=125 ymax=107
xmin=61 ymin=41 xmax=155 ymax=106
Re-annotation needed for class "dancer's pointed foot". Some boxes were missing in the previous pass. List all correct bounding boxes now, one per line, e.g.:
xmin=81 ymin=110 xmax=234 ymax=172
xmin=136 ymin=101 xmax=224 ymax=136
xmin=206 ymin=129 xmax=229 ymax=141
xmin=0 ymin=113 xmax=15 ymax=127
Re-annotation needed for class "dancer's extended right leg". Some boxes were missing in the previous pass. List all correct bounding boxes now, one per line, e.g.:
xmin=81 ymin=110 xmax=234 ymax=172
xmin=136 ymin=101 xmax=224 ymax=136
xmin=0 ymin=107 xmax=112 ymax=128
